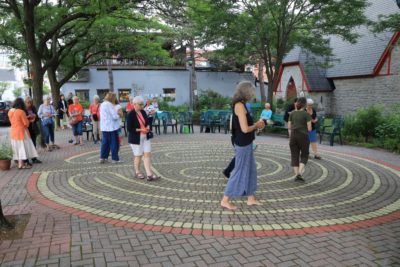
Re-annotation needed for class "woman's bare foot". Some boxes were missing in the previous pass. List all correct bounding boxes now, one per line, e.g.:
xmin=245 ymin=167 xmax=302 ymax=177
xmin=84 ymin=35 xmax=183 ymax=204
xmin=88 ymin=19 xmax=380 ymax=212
xmin=220 ymin=201 xmax=237 ymax=210
xmin=247 ymin=200 xmax=262 ymax=206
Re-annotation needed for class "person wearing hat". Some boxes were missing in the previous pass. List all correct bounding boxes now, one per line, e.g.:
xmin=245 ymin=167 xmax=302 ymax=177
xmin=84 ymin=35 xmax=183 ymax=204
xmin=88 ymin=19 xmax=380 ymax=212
xmin=306 ymin=98 xmax=321 ymax=160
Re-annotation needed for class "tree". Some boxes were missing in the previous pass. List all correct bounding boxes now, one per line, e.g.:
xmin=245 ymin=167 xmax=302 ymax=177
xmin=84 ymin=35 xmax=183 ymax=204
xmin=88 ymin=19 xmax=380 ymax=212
xmin=374 ymin=14 xmax=400 ymax=32
xmin=45 ymin=10 xmax=174 ymax=105
xmin=147 ymin=0 xmax=205 ymax=110
xmin=0 ymin=81 xmax=10 ymax=100
xmin=13 ymin=87 xmax=22 ymax=98
xmin=197 ymin=0 xmax=368 ymax=105
xmin=0 ymin=0 xmax=143 ymax=107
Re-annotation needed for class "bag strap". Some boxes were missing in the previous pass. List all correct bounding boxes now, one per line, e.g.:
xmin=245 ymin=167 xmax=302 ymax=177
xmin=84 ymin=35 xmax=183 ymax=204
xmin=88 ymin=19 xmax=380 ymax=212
xmin=137 ymin=112 xmax=146 ymax=125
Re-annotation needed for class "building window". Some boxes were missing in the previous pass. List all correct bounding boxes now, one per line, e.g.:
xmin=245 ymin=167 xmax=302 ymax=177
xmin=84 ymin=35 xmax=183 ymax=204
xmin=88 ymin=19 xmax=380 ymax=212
xmin=163 ymin=88 xmax=176 ymax=101
xmin=118 ymin=89 xmax=131 ymax=103
xmin=97 ymin=89 xmax=109 ymax=101
xmin=75 ymin=90 xmax=89 ymax=101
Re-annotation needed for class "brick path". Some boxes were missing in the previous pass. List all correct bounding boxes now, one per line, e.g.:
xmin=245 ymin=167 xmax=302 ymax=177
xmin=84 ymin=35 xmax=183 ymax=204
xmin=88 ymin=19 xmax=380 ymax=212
xmin=1 ymin=128 xmax=399 ymax=267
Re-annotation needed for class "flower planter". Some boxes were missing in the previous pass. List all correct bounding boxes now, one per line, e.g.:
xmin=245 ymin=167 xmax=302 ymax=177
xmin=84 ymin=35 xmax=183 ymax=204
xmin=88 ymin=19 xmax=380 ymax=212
xmin=0 ymin=159 xmax=11 ymax=171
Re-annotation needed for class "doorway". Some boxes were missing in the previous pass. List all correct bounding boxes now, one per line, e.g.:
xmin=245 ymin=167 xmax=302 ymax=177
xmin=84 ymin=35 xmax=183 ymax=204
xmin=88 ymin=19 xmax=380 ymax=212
xmin=286 ymin=77 xmax=297 ymax=100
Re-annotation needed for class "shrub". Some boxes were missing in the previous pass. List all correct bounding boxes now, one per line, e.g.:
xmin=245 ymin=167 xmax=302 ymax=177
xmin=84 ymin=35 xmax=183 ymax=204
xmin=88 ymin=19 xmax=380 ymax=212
xmin=157 ymin=99 xmax=189 ymax=119
xmin=198 ymin=90 xmax=231 ymax=111
xmin=0 ymin=143 xmax=13 ymax=160
xmin=342 ymin=105 xmax=384 ymax=142
xmin=79 ymin=100 xmax=90 ymax=109
xmin=375 ymin=105 xmax=400 ymax=152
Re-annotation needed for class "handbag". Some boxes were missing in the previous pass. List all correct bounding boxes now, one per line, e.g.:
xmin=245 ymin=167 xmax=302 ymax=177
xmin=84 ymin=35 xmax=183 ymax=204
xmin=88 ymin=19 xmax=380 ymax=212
xmin=92 ymin=114 xmax=98 ymax=121
xmin=69 ymin=116 xmax=78 ymax=126
xmin=92 ymin=104 xmax=100 ymax=121
xmin=42 ymin=117 xmax=53 ymax=126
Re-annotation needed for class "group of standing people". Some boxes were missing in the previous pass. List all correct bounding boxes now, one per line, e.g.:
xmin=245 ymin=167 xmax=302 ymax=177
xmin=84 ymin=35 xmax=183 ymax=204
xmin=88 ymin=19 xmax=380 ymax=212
xmin=99 ymin=93 xmax=159 ymax=181
xmin=221 ymin=81 xmax=323 ymax=210
xmin=8 ymin=97 xmax=40 ymax=169
xmin=7 ymin=82 xmax=321 ymax=211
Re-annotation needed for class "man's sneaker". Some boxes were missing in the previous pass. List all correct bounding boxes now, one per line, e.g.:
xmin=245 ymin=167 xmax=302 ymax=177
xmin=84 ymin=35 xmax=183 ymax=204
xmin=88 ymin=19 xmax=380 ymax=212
xmin=99 ymin=159 xmax=107 ymax=164
xmin=314 ymin=155 xmax=322 ymax=160
xmin=111 ymin=160 xmax=124 ymax=164
xmin=295 ymin=174 xmax=305 ymax=182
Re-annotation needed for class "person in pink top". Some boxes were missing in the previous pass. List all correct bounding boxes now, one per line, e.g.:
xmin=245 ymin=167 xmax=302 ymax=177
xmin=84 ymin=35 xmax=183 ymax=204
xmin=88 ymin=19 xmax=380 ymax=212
xmin=90 ymin=95 xmax=101 ymax=144
xmin=126 ymin=96 xmax=159 ymax=181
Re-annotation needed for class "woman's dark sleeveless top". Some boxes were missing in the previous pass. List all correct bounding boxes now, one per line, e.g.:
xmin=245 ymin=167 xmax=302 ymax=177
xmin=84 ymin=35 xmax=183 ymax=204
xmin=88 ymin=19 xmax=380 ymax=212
xmin=232 ymin=102 xmax=255 ymax=147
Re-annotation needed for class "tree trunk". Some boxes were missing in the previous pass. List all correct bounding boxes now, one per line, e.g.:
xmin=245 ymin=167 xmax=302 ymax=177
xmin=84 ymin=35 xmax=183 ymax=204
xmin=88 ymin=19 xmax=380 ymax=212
xmin=48 ymin=67 xmax=61 ymax=127
xmin=0 ymin=200 xmax=14 ymax=229
xmin=106 ymin=44 xmax=114 ymax=92
xmin=107 ymin=60 xmax=114 ymax=92
xmin=31 ymin=67 xmax=44 ymax=109
xmin=189 ymin=38 xmax=198 ymax=110
xmin=258 ymin=60 xmax=267 ymax=103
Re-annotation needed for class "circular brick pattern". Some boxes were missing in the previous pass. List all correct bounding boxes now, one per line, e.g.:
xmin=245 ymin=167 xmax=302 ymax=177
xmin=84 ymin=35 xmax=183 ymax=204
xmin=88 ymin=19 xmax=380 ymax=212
xmin=28 ymin=141 xmax=400 ymax=236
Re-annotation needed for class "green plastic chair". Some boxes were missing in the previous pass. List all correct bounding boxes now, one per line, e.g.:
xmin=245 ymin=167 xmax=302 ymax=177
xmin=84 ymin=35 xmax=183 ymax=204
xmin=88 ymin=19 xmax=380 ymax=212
xmin=320 ymin=116 xmax=344 ymax=146
xmin=179 ymin=112 xmax=194 ymax=133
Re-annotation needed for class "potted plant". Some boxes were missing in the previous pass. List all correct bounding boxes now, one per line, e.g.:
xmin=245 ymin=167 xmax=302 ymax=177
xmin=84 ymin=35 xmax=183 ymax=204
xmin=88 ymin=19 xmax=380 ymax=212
xmin=0 ymin=143 xmax=13 ymax=171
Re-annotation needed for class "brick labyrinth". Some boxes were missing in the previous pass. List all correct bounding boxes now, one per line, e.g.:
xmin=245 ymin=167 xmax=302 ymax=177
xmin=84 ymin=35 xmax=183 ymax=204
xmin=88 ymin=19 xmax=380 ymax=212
xmin=28 ymin=141 xmax=400 ymax=236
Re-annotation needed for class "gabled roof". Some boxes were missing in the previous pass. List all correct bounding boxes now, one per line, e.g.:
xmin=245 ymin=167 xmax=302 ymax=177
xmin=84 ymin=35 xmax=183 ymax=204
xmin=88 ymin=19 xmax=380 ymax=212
xmin=283 ymin=48 xmax=334 ymax=92
xmin=281 ymin=0 xmax=399 ymax=91
xmin=326 ymin=0 xmax=397 ymax=78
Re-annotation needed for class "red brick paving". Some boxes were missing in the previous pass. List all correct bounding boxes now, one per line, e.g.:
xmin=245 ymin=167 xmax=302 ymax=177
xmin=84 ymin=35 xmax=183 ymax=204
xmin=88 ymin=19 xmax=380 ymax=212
xmin=0 ymin=131 xmax=399 ymax=266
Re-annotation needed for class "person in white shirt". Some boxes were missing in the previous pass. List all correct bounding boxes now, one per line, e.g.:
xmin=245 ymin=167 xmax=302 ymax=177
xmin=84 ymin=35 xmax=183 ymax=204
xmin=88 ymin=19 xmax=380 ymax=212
xmin=113 ymin=99 xmax=124 ymax=147
xmin=144 ymin=99 xmax=156 ymax=131
xmin=152 ymin=97 xmax=159 ymax=112
xmin=99 ymin=92 xmax=122 ymax=164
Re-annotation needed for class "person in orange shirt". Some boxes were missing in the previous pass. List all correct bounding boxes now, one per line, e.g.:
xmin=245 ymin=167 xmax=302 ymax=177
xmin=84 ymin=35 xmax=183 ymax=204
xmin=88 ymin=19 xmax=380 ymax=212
xmin=90 ymin=95 xmax=101 ymax=144
xmin=126 ymin=96 xmax=134 ymax=113
xmin=8 ymin=98 xmax=38 ymax=169
xmin=68 ymin=96 xmax=84 ymax=145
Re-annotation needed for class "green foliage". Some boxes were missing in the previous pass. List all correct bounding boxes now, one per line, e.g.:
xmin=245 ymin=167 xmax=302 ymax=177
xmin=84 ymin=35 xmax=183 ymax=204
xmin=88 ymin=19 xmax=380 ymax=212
xmin=79 ymin=101 xmax=91 ymax=109
xmin=195 ymin=0 xmax=368 ymax=103
xmin=373 ymin=13 xmax=400 ymax=32
xmin=13 ymin=87 xmax=23 ymax=98
xmin=275 ymin=98 xmax=285 ymax=110
xmin=343 ymin=105 xmax=400 ymax=153
xmin=375 ymin=105 xmax=400 ymax=153
xmin=198 ymin=90 xmax=231 ymax=111
xmin=0 ymin=143 xmax=13 ymax=160
xmin=342 ymin=105 xmax=384 ymax=142
xmin=43 ymin=84 xmax=50 ymax=95
xmin=0 ymin=82 xmax=10 ymax=100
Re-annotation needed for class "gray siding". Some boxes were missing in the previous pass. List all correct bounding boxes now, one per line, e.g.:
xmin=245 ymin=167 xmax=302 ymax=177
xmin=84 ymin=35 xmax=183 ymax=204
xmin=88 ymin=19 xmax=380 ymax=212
xmin=61 ymin=68 xmax=267 ymax=105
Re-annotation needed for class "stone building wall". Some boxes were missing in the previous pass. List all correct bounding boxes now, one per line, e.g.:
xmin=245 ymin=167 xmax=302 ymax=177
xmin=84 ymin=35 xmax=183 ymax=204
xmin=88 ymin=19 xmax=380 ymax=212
xmin=329 ymin=41 xmax=400 ymax=115
xmin=307 ymin=92 xmax=332 ymax=115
